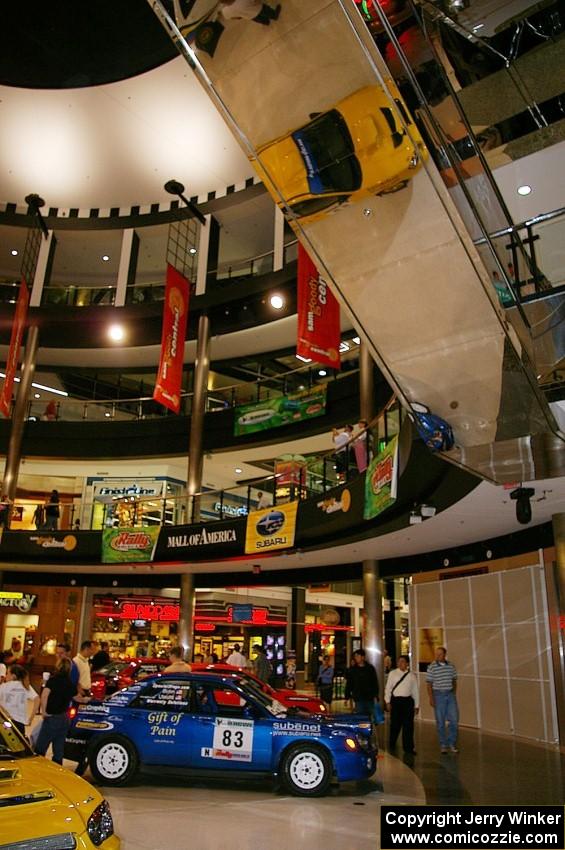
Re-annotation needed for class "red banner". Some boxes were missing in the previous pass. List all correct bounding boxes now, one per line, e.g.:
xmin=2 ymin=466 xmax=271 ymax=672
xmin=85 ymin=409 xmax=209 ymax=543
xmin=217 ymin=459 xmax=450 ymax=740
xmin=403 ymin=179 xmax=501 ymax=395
xmin=297 ymin=244 xmax=340 ymax=369
xmin=153 ymin=264 xmax=190 ymax=413
xmin=0 ymin=278 xmax=30 ymax=418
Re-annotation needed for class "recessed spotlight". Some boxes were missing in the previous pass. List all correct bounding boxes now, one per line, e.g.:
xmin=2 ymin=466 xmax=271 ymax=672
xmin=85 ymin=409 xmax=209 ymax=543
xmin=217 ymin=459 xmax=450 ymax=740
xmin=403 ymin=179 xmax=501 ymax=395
xmin=298 ymin=385 xmax=305 ymax=390
xmin=11 ymin=249 xmax=18 ymax=256
xmin=34 ymin=393 xmax=40 ymax=399
xmin=189 ymin=247 xmax=197 ymax=255
xmin=318 ymin=370 xmax=327 ymax=377
xmin=108 ymin=324 xmax=124 ymax=342
xmin=472 ymin=22 xmax=484 ymax=31
xmin=517 ymin=185 xmax=532 ymax=196
xmin=102 ymin=254 xmax=110 ymax=262
xmin=352 ymin=336 xmax=360 ymax=345
xmin=270 ymin=294 xmax=284 ymax=309
xmin=104 ymin=412 xmax=111 ymax=418
xmin=296 ymin=354 xmax=312 ymax=363
xmin=235 ymin=467 xmax=242 ymax=474
xmin=339 ymin=341 xmax=350 ymax=353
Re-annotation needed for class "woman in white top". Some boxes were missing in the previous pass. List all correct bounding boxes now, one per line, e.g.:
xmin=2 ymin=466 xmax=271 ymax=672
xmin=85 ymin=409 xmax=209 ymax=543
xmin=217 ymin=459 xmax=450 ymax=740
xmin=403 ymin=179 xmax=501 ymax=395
xmin=0 ymin=664 xmax=39 ymax=736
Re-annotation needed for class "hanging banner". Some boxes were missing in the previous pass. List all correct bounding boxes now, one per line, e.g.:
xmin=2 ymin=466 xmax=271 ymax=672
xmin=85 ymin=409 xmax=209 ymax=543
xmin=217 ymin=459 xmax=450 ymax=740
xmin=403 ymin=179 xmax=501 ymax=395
xmin=245 ymin=501 xmax=298 ymax=554
xmin=153 ymin=264 xmax=190 ymax=414
xmin=101 ymin=527 xmax=160 ymax=564
xmin=0 ymin=278 xmax=29 ymax=418
xmin=297 ymin=244 xmax=340 ymax=369
xmin=364 ymin=436 xmax=399 ymax=520
xmin=234 ymin=384 xmax=326 ymax=437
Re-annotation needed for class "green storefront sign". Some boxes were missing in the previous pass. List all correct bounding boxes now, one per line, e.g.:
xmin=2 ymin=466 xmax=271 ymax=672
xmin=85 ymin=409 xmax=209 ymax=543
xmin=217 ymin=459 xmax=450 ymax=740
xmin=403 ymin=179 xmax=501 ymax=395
xmin=234 ymin=384 xmax=327 ymax=436
xmin=101 ymin=527 xmax=160 ymax=564
xmin=364 ymin=436 xmax=399 ymax=520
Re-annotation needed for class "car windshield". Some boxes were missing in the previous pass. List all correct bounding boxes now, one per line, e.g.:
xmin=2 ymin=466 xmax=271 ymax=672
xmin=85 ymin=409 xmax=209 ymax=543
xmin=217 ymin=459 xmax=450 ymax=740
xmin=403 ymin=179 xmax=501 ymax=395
xmin=233 ymin=678 xmax=286 ymax=717
xmin=97 ymin=661 xmax=127 ymax=676
xmin=0 ymin=711 xmax=33 ymax=759
xmin=292 ymin=110 xmax=362 ymax=195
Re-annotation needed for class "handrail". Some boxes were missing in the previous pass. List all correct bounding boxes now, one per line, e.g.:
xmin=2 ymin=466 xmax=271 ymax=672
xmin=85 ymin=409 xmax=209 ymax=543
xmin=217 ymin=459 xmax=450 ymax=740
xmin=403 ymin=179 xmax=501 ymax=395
xmin=473 ymin=205 xmax=565 ymax=246
xmin=207 ymin=239 xmax=299 ymax=277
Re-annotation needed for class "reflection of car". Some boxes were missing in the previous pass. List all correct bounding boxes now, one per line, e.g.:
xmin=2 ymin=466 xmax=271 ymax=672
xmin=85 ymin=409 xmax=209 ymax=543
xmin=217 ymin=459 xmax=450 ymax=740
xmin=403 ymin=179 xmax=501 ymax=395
xmin=191 ymin=664 xmax=328 ymax=714
xmin=91 ymin=658 xmax=168 ymax=701
xmin=255 ymin=83 xmax=426 ymax=223
xmin=65 ymin=673 xmax=376 ymax=796
xmin=0 ymin=708 xmax=119 ymax=849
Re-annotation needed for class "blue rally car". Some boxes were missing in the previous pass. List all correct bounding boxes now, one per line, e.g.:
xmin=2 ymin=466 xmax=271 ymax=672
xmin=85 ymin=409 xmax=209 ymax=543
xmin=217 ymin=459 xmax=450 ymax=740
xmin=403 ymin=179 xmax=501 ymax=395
xmin=65 ymin=673 xmax=376 ymax=796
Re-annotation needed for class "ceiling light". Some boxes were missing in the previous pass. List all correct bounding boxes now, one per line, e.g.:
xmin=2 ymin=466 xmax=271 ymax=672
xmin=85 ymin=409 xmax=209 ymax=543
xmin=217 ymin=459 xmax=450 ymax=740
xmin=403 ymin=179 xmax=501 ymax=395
xmin=108 ymin=324 xmax=124 ymax=342
xmin=472 ymin=22 xmax=484 ymax=31
xmin=104 ymin=412 xmax=111 ymax=418
xmin=517 ymin=185 xmax=532 ymax=196
xmin=296 ymin=354 xmax=312 ymax=363
xmin=0 ymin=373 xmax=68 ymax=396
xmin=189 ymin=247 xmax=197 ymax=255
xmin=235 ymin=467 xmax=242 ymax=474
xmin=34 ymin=393 xmax=40 ymax=399
xmin=270 ymin=294 xmax=284 ymax=309
xmin=11 ymin=250 xmax=18 ymax=256
xmin=339 ymin=341 xmax=350 ymax=353
xmin=102 ymin=255 xmax=110 ymax=262
xmin=318 ymin=370 xmax=327 ymax=377
xmin=298 ymin=385 xmax=305 ymax=390
xmin=352 ymin=336 xmax=360 ymax=345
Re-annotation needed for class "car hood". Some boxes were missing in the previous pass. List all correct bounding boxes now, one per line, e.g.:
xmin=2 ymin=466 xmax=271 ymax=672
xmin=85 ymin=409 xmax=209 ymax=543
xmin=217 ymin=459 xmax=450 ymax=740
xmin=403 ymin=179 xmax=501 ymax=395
xmin=256 ymin=135 xmax=309 ymax=204
xmin=0 ymin=755 xmax=103 ymax=841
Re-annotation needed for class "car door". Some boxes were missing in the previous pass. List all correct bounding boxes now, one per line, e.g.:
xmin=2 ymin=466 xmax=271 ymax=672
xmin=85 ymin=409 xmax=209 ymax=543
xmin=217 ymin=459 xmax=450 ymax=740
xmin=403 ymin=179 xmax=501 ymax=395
xmin=189 ymin=681 xmax=273 ymax=772
xmin=128 ymin=677 xmax=194 ymax=766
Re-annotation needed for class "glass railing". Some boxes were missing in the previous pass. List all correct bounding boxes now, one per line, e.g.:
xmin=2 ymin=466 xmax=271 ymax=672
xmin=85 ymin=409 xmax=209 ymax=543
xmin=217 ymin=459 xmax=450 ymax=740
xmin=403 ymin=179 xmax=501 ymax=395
xmin=41 ymin=284 xmax=117 ymax=307
xmin=4 ymin=400 xmax=399 ymax=531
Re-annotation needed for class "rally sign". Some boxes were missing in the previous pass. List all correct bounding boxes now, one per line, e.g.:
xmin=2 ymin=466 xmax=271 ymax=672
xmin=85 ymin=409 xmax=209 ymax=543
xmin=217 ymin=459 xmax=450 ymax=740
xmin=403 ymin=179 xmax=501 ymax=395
xmin=245 ymin=502 xmax=298 ymax=554
xmin=0 ymin=279 xmax=29 ymax=418
xmin=153 ymin=264 xmax=190 ymax=413
xmin=297 ymin=244 xmax=340 ymax=369
xmin=102 ymin=527 xmax=160 ymax=564
xmin=364 ymin=436 xmax=399 ymax=520
xmin=234 ymin=384 xmax=326 ymax=437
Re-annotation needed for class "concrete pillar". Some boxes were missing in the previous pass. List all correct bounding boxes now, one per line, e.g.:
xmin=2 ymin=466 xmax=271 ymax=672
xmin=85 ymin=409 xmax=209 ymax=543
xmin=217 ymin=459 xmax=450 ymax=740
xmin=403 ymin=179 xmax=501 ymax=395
xmin=291 ymin=586 xmax=306 ymax=687
xmin=115 ymin=229 xmax=139 ymax=306
xmin=2 ymin=326 xmax=39 ymax=521
xmin=186 ymin=313 xmax=211 ymax=521
xmin=178 ymin=572 xmax=195 ymax=659
xmin=273 ymin=206 xmax=285 ymax=272
xmin=549 ymin=514 xmax=565 ymax=746
xmin=30 ymin=231 xmax=56 ymax=307
xmin=359 ymin=340 xmax=375 ymax=423
xmin=363 ymin=559 xmax=384 ymax=698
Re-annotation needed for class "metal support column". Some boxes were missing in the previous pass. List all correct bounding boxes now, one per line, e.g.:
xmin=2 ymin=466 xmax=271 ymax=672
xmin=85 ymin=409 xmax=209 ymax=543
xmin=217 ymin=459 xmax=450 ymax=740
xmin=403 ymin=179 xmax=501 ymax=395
xmin=549 ymin=514 xmax=565 ymax=746
xmin=291 ymin=587 xmax=306 ymax=688
xmin=363 ymin=559 xmax=384 ymax=698
xmin=186 ymin=313 xmax=211 ymax=522
xmin=178 ymin=572 xmax=195 ymax=659
xmin=359 ymin=340 xmax=375 ymax=423
xmin=2 ymin=326 xmax=39 ymax=520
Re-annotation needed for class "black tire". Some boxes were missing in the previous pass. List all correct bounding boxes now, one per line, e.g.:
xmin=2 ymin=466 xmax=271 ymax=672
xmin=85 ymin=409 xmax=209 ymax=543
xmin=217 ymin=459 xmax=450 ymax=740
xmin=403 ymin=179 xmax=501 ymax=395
xmin=88 ymin=735 xmax=139 ymax=786
xmin=280 ymin=743 xmax=333 ymax=797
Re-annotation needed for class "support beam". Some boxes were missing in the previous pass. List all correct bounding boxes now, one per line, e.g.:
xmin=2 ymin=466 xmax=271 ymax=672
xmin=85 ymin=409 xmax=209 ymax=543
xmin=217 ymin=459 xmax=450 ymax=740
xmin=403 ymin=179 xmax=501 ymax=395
xmin=549 ymin=514 xmax=565 ymax=746
xmin=291 ymin=586 xmax=306 ymax=687
xmin=363 ymin=559 xmax=384 ymax=698
xmin=115 ymin=229 xmax=139 ymax=306
xmin=178 ymin=572 xmax=195 ymax=659
xmin=273 ymin=206 xmax=285 ymax=272
xmin=359 ymin=340 xmax=375 ymax=423
xmin=186 ymin=313 xmax=211 ymax=521
xmin=30 ymin=232 xmax=56 ymax=307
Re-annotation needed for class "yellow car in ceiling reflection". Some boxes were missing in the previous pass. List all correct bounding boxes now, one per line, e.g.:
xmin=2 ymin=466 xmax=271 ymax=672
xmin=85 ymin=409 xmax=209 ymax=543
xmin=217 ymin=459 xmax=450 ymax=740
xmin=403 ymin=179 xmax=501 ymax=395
xmin=0 ymin=711 xmax=120 ymax=850
xmin=255 ymin=82 xmax=427 ymax=223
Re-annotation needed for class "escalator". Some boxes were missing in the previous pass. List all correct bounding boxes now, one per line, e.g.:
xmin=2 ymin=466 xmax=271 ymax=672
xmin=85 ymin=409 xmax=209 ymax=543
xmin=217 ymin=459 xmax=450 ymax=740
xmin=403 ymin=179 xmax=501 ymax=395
xmin=148 ymin=0 xmax=564 ymax=483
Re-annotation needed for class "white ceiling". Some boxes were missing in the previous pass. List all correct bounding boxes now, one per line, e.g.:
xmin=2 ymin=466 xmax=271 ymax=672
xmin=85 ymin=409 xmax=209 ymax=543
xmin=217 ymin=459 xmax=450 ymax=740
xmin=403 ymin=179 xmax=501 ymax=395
xmin=0 ymin=57 xmax=254 ymax=210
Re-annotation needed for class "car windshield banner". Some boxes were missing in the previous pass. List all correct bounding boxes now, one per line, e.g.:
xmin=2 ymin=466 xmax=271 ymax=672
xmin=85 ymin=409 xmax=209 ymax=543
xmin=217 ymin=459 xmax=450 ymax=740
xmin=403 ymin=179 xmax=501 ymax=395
xmin=0 ymin=278 xmax=29 ymax=418
xmin=234 ymin=384 xmax=326 ymax=437
xmin=153 ymin=264 xmax=190 ymax=414
xmin=297 ymin=473 xmax=365 ymax=543
xmin=155 ymin=519 xmax=246 ymax=561
xmin=245 ymin=502 xmax=298 ymax=554
xmin=102 ymin=527 xmax=160 ymax=564
xmin=0 ymin=530 xmax=102 ymax=563
xmin=297 ymin=245 xmax=341 ymax=369
xmin=364 ymin=436 xmax=399 ymax=520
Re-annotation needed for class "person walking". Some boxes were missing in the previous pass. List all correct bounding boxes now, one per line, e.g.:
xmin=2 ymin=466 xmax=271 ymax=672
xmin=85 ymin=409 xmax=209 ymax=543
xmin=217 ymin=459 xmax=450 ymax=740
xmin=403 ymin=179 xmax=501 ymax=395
xmin=345 ymin=649 xmax=380 ymax=718
xmin=252 ymin=645 xmax=272 ymax=682
xmin=226 ymin=643 xmax=246 ymax=667
xmin=256 ymin=491 xmax=271 ymax=510
xmin=384 ymin=655 xmax=419 ymax=755
xmin=426 ymin=646 xmax=459 ymax=753
xmin=163 ymin=646 xmax=192 ymax=673
xmin=43 ymin=490 xmax=60 ymax=531
xmin=317 ymin=655 xmax=335 ymax=710
xmin=35 ymin=657 xmax=87 ymax=764
xmin=0 ymin=664 xmax=39 ymax=736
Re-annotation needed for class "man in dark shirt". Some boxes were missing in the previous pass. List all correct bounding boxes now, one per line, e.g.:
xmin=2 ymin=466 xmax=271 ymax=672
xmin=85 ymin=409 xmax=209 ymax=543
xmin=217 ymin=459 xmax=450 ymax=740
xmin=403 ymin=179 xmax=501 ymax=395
xmin=91 ymin=641 xmax=111 ymax=672
xmin=345 ymin=649 xmax=380 ymax=718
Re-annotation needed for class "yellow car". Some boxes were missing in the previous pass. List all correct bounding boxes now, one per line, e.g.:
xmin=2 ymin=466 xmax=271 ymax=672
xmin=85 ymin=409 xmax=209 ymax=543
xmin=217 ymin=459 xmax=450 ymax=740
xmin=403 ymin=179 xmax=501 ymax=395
xmin=0 ymin=711 xmax=120 ymax=850
xmin=255 ymin=83 xmax=427 ymax=223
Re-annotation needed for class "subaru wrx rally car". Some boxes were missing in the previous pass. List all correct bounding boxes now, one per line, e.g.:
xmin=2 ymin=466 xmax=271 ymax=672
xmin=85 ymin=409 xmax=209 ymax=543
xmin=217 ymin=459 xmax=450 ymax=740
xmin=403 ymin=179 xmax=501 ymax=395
xmin=65 ymin=673 xmax=376 ymax=796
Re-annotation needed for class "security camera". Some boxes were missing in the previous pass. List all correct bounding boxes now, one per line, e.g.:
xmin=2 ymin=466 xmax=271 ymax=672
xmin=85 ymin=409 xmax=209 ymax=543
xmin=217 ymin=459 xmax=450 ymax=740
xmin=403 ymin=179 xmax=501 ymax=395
xmin=420 ymin=505 xmax=437 ymax=518
xmin=510 ymin=487 xmax=535 ymax=525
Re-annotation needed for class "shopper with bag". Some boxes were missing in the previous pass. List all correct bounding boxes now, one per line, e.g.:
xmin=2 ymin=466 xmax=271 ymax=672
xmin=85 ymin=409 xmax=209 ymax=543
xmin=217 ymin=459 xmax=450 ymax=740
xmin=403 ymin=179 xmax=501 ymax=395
xmin=385 ymin=655 xmax=419 ymax=755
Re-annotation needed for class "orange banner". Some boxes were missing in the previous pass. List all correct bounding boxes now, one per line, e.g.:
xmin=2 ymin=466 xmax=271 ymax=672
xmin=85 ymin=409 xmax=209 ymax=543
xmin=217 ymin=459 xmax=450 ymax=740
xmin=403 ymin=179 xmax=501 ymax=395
xmin=153 ymin=264 xmax=190 ymax=413
xmin=0 ymin=279 xmax=29 ymax=418
xmin=297 ymin=244 xmax=340 ymax=369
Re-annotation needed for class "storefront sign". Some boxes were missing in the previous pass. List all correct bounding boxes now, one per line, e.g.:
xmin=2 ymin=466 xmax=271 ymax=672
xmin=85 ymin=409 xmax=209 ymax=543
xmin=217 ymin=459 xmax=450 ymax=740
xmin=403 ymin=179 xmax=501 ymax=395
xmin=245 ymin=502 xmax=298 ymax=554
xmin=364 ymin=436 xmax=399 ymax=520
xmin=213 ymin=502 xmax=247 ymax=517
xmin=297 ymin=244 xmax=341 ymax=369
xmin=0 ymin=591 xmax=37 ymax=612
xmin=0 ymin=530 xmax=101 ymax=563
xmin=234 ymin=385 xmax=326 ymax=437
xmin=93 ymin=481 xmax=165 ymax=500
xmin=0 ymin=278 xmax=29 ymax=418
xmin=101 ymin=527 xmax=160 ymax=564
xmin=155 ymin=519 xmax=246 ymax=561
xmin=95 ymin=595 xmax=179 ymax=622
xmin=296 ymin=474 xmax=365 ymax=544
xmin=153 ymin=264 xmax=190 ymax=414
xmin=229 ymin=605 xmax=269 ymax=625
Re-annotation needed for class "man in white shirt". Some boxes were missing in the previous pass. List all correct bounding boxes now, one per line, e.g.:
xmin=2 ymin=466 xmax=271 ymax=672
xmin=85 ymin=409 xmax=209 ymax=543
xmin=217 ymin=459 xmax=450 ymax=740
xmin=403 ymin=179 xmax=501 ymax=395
xmin=72 ymin=640 xmax=94 ymax=694
xmin=226 ymin=644 xmax=246 ymax=668
xmin=256 ymin=491 xmax=271 ymax=511
xmin=384 ymin=655 xmax=419 ymax=755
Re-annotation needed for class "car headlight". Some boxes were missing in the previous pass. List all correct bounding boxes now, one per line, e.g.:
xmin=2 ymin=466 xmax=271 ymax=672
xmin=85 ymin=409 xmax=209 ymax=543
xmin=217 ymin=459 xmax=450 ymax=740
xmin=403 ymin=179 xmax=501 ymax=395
xmin=87 ymin=800 xmax=115 ymax=847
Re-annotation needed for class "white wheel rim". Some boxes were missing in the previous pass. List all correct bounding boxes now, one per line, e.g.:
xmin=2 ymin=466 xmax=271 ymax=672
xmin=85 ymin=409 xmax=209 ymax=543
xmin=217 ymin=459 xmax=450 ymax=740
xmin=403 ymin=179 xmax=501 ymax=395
xmin=289 ymin=751 xmax=325 ymax=790
xmin=96 ymin=742 xmax=130 ymax=779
